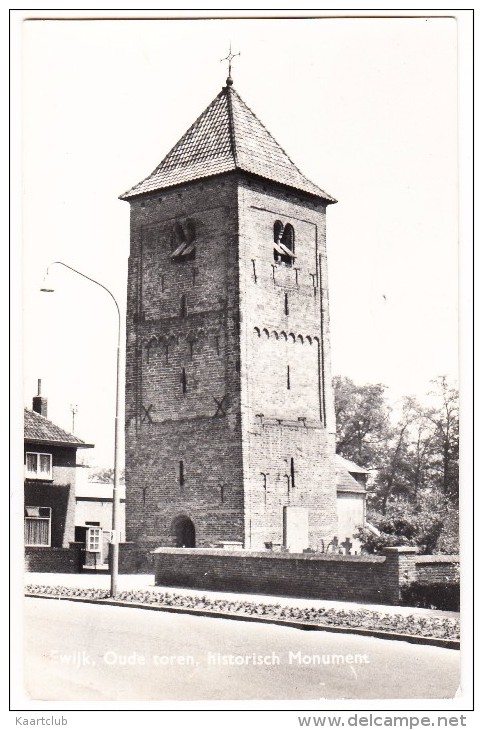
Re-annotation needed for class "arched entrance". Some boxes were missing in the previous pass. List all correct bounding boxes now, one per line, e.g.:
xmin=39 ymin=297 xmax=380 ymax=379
xmin=171 ymin=515 xmax=196 ymax=548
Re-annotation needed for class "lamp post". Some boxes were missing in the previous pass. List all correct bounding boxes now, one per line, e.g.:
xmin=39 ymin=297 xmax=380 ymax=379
xmin=41 ymin=261 xmax=122 ymax=597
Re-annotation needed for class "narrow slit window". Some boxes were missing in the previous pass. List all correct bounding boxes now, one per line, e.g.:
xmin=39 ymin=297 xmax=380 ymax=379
xmin=179 ymin=460 xmax=184 ymax=487
xmin=285 ymin=293 xmax=289 ymax=315
xmin=181 ymin=368 xmax=187 ymax=394
xmin=180 ymin=294 xmax=187 ymax=318
xmin=287 ymin=365 xmax=291 ymax=390
xmin=290 ymin=457 xmax=295 ymax=490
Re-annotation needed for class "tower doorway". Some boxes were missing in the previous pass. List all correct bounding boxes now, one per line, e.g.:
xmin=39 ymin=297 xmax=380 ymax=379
xmin=171 ymin=515 xmax=196 ymax=548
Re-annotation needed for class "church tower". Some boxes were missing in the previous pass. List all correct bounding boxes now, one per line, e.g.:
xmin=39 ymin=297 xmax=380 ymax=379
xmin=121 ymin=73 xmax=338 ymax=552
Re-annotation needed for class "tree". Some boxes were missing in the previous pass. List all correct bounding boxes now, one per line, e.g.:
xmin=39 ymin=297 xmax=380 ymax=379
xmin=375 ymin=397 xmax=438 ymax=513
xmin=405 ymin=406 xmax=435 ymax=500
xmin=332 ymin=376 xmax=391 ymax=468
xmin=376 ymin=397 xmax=416 ymax=514
xmin=334 ymin=374 xmax=459 ymax=553
xmin=88 ymin=466 xmax=125 ymax=484
xmin=426 ymin=376 xmax=459 ymax=502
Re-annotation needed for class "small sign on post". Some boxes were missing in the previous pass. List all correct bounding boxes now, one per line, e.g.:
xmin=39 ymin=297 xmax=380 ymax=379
xmin=106 ymin=530 xmax=120 ymax=545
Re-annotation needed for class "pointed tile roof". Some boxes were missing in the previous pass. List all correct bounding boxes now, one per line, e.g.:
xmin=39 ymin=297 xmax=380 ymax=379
xmin=120 ymin=85 xmax=336 ymax=203
xmin=24 ymin=408 xmax=94 ymax=449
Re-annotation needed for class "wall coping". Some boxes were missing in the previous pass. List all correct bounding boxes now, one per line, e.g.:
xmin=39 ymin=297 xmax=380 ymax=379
xmin=25 ymin=545 xmax=80 ymax=553
xmin=382 ymin=546 xmax=418 ymax=554
xmin=151 ymin=548 xmax=386 ymax=563
xmin=414 ymin=555 xmax=459 ymax=564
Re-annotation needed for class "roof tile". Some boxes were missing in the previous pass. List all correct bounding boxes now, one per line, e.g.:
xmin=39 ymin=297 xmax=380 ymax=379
xmin=120 ymin=86 xmax=336 ymax=202
xmin=24 ymin=408 xmax=93 ymax=448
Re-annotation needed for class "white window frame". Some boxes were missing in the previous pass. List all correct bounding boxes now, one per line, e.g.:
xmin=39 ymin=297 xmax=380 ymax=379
xmin=25 ymin=452 xmax=52 ymax=480
xmin=24 ymin=506 xmax=52 ymax=547
xmin=86 ymin=526 xmax=102 ymax=553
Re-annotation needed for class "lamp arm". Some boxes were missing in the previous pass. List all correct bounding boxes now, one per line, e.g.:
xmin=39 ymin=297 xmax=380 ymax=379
xmin=47 ymin=261 xmax=121 ymax=338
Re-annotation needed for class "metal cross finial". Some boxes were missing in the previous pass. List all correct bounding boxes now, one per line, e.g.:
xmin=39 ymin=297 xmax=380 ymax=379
xmin=221 ymin=43 xmax=240 ymax=86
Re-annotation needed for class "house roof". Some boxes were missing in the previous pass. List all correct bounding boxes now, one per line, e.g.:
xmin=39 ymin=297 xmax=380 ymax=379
xmin=335 ymin=454 xmax=369 ymax=475
xmin=335 ymin=455 xmax=367 ymax=494
xmin=120 ymin=84 xmax=336 ymax=203
xmin=24 ymin=408 xmax=94 ymax=449
xmin=336 ymin=469 xmax=366 ymax=494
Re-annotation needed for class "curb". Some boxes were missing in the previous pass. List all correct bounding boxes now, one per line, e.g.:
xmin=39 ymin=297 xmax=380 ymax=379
xmin=25 ymin=592 xmax=460 ymax=650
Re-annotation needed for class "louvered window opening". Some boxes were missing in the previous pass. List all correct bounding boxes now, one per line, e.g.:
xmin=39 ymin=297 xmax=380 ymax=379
xmin=274 ymin=222 xmax=295 ymax=267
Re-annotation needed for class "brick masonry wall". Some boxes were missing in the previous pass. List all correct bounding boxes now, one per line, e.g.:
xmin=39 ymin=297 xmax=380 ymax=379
xmin=25 ymin=481 xmax=76 ymax=548
xmin=414 ymin=555 xmax=460 ymax=583
xmin=24 ymin=445 xmax=78 ymax=547
xmin=117 ymin=543 xmax=155 ymax=574
xmin=237 ymin=176 xmax=338 ymax=549
xmin=124 ymin=172 xmax=339 ymax=552
xmin=124 ymin=176 xmax=244 ymax=549
xmin=245 ymin=420 xmax=337 ymax=550
xmin=125 ymin=417 xmax=244 ymax=548
xmin=153 ymin=548 xmax=398 ymax=604
xmin=25 ymin=542 xmax=84 ymax=573
xmin=152 ymin=547 xmax=453 ymax=604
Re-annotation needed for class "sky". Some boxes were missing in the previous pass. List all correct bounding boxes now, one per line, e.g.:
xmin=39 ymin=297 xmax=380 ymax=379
xmin=20 ymin=14 xmax=464 ymax=467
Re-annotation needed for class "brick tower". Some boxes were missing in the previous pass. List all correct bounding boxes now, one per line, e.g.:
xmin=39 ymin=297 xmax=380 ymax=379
xmin=121 ymin=75 xmax=338 ymax=552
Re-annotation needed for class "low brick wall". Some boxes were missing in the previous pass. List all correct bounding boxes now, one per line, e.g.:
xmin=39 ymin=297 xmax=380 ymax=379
xmin=117 ymin=542 xmax=155 ymax=574
xmin=414 ymin=555 xmax=459 ymax=584
xmin=153 ymin=547 xmax=409 ymax=605
xmin=25 ymin=542 xmax=84 ymax=573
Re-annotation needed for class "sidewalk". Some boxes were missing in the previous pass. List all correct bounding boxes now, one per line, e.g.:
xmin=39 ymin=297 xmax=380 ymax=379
xmin=25 ymin=572 xmax=459 ymax=620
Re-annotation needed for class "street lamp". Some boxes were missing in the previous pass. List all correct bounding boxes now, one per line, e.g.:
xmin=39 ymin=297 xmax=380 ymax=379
xmin=41 ymin=261 xmax=122 ymax=597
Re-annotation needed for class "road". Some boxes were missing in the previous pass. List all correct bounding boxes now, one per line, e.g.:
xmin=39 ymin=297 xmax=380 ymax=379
xmin=24 ymin=597 xmax=460 ymax=701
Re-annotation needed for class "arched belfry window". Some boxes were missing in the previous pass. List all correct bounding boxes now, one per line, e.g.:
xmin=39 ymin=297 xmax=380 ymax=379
xmin=171 ymin=219 xmax=196 ymax=261
xmin=282 ymin=224 xmax=295 ymax=254
xmin=274 ymin=220 xmax=284 ymax=244
xmin=273 ymin=221 xmax=295 ymax=267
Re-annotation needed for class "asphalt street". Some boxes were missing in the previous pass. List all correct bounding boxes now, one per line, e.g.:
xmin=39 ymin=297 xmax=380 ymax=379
xmin=24 ymin=597 xmax=460 ymax=701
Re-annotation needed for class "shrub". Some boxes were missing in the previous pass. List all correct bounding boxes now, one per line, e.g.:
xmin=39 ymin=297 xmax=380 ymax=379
xmin=400 ymin=581 xmax=460 ymax=611
xmin=356 ymin=494 xmax=459 ymax=555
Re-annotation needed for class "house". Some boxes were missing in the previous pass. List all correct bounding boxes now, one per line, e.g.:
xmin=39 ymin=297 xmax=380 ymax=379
xmin=75 ymin=478 xmax=126 ymax=567
xmin=335 ymin=454 xmax=368 ymax=553
xmin=24 ymin=382 xmax=94 ymax=551
xmin=120 ymin=71 xmax=352 ymax=558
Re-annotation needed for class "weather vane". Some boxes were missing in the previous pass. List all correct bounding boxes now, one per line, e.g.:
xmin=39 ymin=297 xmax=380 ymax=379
xmin=220 ymin=43 xmax=240 ymax=86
